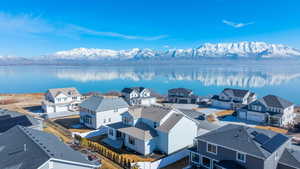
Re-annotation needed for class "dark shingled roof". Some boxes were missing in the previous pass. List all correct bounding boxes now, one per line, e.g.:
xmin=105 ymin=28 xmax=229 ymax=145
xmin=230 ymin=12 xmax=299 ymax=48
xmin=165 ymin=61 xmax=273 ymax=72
xmin=216 ymin=160 xmax=246 ymax=169
xmin=0 ymin=126 xmax=96 ymax=169
xmin=0 ymin=109 xmax=41 ymax=133
xmin=260 ymin=95 xmax=293 ymax=109
xmin=80 ymin=95 xmax=129 ymax=112
xmin=223 ymin=88 xmax=249 ymax=98
xmin=121 ymin=87 xmax=145 ymax=94
xmin=168 ymin=88 xmax=192 ymax=95
xmin=279 ymin=145 xmax=300 ymax=169
xmin=196 ymin=124 xmax=290 ymax=159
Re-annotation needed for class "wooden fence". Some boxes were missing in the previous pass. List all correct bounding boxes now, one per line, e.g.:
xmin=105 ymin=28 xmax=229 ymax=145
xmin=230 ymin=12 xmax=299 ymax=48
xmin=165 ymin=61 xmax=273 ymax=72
xmin=75 ymin=135 xmax=138 ymax=169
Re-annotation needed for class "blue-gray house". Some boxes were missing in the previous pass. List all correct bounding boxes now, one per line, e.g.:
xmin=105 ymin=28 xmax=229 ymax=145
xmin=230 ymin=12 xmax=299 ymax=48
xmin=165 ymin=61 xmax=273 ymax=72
xmin=188 ymin=124 xmax=300 ymax=169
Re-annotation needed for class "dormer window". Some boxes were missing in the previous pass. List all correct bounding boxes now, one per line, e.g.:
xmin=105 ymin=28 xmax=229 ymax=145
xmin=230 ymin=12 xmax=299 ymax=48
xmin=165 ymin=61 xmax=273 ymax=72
xmin=236 ymin=152 xmax=246 ymax=163
xmin=207 ymin=143 xmax=217 ymax=155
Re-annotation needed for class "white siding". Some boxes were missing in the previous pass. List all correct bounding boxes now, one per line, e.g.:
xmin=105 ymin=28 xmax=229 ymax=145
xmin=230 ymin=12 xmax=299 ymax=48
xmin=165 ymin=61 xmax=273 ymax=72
xmin=123 ymin=134 xmax=154 ymax=155
xmin=167 ymin=117 xmax=197 ymax=154
xmin=95 ymin=107 xmax=128 ymax=128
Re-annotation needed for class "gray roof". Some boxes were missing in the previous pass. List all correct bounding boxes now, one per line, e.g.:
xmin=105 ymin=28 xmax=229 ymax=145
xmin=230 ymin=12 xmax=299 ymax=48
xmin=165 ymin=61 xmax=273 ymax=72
xmin=223 ymin=88 xmax=249 ymax=98
xmin=118 ymin=121 xmax=157 ymax=141
xmin=260 ymin=95 xmax=293 ymax=109
xmin=80 ymin=95 xmax=129 ymax=112
xmin=196 ymin=124 xmax=290 ymax=159
xmin=140 ymin=105 xmax=173 ymax=123
xmin=121 ymin=87 xmax=146 ymax=94
xmin=216 ymin=160 xmax=246 ymax=169
xmin=279 ymin=146 xmax=300 ymax=169
xmin=168 ymin=88 xmax=192 ymax=94
xmin=106 ymin=122 xmax=130 ymax=129
xmin=127 ymin=106 xmax=143 ymax=119
xmin=0 ymin=109 xmax=41 ymax=133
xmin=157 ymin=113 xmax=184 ymax=133
xmin=179 ymin=109 xmax=220 ymax=131
xmin=0 ymin=126 xmax=96 ymax=169
xmin=48 ymin=87 xmax=81 ymax=97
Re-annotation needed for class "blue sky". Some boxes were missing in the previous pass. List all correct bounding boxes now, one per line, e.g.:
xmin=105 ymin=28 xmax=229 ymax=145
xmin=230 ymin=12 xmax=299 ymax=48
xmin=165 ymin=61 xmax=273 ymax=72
xmin=0 ymin=0 xmax=300 ymax=57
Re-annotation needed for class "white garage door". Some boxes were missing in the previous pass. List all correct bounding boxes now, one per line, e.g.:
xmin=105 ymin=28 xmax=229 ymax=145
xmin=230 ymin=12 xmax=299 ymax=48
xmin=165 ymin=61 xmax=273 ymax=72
xmin=55 ymin=105 xmax=68 ymax=112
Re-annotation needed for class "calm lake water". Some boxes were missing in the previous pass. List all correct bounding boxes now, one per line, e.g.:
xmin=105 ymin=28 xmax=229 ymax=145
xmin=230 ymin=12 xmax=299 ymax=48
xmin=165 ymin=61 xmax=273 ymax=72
xmin=0 ymin=63 xmax=300 ymax=104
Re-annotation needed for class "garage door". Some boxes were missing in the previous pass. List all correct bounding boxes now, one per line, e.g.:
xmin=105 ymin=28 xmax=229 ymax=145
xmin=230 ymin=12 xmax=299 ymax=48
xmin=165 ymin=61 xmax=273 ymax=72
xmin=179 ymin=99 xmax=188 ymax=103
xmin=238 ymin=111 xmax=246 ymax=119
xmin=55 ymin=105 xmax=68 ymax=112
xmin=247 ymin=113 xmax=265 ymax=122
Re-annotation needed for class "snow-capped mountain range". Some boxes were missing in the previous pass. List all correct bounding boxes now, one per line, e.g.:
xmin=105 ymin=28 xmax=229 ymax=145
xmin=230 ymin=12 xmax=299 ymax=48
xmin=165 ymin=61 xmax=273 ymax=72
xmin=1 ymin=42 xmax=300 ymax=65
xmin=43 ymin=42 xmax=300 ymax=60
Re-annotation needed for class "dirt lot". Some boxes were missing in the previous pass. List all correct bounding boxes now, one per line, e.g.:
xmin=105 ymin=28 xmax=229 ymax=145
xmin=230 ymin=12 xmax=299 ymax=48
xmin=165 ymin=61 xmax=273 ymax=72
xmin=0 ymin=93 xmax=44 ymax=117
xmin=53 ymin=115 xmax=94 ymax=133
xmin=161 ymin=157 xmax=189 ymax=169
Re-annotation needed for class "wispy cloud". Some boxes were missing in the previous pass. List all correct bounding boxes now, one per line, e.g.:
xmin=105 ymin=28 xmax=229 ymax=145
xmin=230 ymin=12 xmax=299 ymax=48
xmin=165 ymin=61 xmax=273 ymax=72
xmin=0 ymin=12 xmax=167 ymax=40
xmin=222 ymin=20 xmax=254 ymax=28
xmin=68 ymin=25 xmax=167 ymax=40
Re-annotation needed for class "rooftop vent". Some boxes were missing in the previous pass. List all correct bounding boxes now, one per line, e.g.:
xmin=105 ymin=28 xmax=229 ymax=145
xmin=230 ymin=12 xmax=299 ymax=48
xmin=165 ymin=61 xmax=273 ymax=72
xmin=24 ymin=144 xmax=27 ymax=152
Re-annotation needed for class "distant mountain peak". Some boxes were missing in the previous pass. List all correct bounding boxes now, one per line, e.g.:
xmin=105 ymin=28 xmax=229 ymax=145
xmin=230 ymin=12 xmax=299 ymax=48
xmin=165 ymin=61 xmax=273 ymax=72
xmin=44 ymin=41 xmax=300 ymax=61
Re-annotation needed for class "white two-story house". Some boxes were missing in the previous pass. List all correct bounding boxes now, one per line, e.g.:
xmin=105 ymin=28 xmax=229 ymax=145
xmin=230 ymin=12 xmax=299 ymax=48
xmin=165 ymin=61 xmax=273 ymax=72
xmin=42 ymin=87 xmax=83 ymax=113
xmin=238 ymin=95 xmax=295 ymax=127
xmin=121 ymin=87 xmax=156 ymax=106
xmin=211 ymin=88 xmax=256 ymax=110
xmin=79 ymin=95 xmax=129 ymax=129
xmin=105 ymin=105 xmax=198 ymax=155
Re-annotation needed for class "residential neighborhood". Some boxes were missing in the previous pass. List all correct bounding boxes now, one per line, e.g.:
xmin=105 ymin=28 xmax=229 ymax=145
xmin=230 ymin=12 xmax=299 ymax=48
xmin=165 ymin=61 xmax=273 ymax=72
xmin=0 ymin=86 xmax=299 ymax=169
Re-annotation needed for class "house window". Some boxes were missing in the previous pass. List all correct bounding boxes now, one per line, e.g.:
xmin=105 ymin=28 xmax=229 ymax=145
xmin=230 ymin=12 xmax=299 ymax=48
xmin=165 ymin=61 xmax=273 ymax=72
xmin=202 ymin=156 xmax=211 ymax=168
xmin=191 ymin=152 xmax=200 ymax=164
xmin=108 ymin=118 xmax=111 ymax=122
xmin=123 ymin=117 xmax=131 ymax=124
xmin=207 ymin=143 xmax=217 ymax=155
xmin=72 ymin=96 xmax=77 ymax=100
xmin=128 ymin=136 xmax=135 ymax=145
xmin=236 ymin=152 xmax=246 ymax=163
xmin=114 ymin=108 xmax=118 ymax=112
xmin=83 ymin=115 xmax=92 ymax=124
xmin=103 ymin=119 xmax=106 ymax=123
xmin=109 ymin=129 xmax=114 ymax=136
